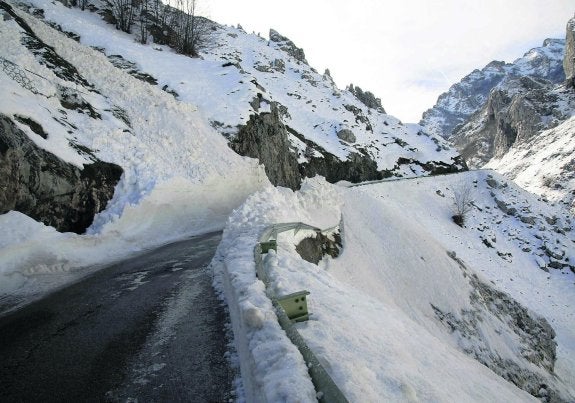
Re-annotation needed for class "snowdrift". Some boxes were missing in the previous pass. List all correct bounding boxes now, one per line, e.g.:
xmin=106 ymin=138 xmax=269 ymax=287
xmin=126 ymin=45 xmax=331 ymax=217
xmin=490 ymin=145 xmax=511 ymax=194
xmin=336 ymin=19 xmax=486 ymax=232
xmin=215 ymin=172 xmax=575 ymax=401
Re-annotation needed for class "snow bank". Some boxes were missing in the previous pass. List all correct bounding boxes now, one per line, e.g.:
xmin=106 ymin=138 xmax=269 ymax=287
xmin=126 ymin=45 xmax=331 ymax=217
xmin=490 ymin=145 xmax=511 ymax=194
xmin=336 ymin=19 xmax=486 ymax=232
xmin=211 ymin=178 xmax=341 ymax=402
xmin=216 ymin=173 xmax=575 ymax=401
xmin=0 ymin=172 xmax=266 ymax=300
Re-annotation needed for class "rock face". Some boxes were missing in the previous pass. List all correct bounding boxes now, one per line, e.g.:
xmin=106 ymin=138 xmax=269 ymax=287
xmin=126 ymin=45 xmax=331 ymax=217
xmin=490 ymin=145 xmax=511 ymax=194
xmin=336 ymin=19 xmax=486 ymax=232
xmin=346 ymin=84 xmax=386 ymax=113
xmin=420 ymin=39 xmax=565 ymax=139
xmin=0 ymin=114 xmax=123 ymax=233
xmin=229 ymin=104 xmax=302 ymax=190
xmin=269 ymin=29 xmax=307 ymax=64
xmin=564 ymin=17 xmax=575 ymax=88
xmin=450 ymin=76 xmax=575 ymax=168
xmin=230 ymin=103 xmax=387 ymax=189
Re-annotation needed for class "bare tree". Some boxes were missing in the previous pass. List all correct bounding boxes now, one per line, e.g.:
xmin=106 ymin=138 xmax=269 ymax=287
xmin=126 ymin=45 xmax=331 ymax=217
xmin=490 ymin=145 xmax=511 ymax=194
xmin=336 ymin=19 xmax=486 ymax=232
xmin=170 ymin=0 xmax=210 ymax=56
xmin=137 ymin=0 xmax=150 ymax=44
xmin=108 ymin=0 xmax=135 ymax=33
xmin=451 ymin=181 xmax=474 ymax=226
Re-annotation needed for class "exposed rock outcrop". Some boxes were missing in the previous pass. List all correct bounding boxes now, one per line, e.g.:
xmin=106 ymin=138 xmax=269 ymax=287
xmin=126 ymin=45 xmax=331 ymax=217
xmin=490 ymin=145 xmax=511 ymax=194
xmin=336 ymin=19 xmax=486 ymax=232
xmin=0 ymin=114 xmax=123 ymax=233
xmin=269 ymin=29 xmax=307 ymax=64
xmin=450 ymin=76 xmax=575 ymax=168
xmin=347 ymin=84 xmax=386 ymax=113
xmin=229 ymin=104 xmax=302 ymax=189
xmin=564 ymin=17 xmax=575 ymax=88
xmin=436 ymin=252 xmax=568 ymax=402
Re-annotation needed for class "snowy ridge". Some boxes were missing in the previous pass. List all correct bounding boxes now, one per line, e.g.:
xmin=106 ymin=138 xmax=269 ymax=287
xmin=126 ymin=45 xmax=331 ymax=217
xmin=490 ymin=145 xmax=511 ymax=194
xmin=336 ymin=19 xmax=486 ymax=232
xmin=420 ymin=39 xmax=565 ymax=138
xmin=215 ymin=173 xmax=575 ymax=401
xmin=25 ymin=0 xmax=459 ymax=176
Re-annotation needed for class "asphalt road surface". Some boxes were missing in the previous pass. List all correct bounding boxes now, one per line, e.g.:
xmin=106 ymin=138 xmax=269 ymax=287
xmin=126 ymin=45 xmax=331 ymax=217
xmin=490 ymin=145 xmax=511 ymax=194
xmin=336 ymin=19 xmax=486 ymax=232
xmin=0 ymin=232 xmax=235 ymax=402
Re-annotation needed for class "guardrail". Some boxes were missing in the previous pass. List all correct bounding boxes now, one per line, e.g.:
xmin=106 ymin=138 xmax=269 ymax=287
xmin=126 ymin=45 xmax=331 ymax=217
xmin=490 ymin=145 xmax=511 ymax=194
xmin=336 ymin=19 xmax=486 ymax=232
xmin=348 ymin=168 xmax=493 ymax=187
xmin=254 ymin=222 xmax=348 ymax=403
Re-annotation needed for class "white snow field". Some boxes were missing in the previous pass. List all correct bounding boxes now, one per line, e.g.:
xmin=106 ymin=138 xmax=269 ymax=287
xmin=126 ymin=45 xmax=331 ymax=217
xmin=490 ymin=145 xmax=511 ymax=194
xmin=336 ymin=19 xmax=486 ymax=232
xmin=0 ymin=4 xmax=268 ymax=298
xmin=213 ymin=172 xmax=575 ymax=402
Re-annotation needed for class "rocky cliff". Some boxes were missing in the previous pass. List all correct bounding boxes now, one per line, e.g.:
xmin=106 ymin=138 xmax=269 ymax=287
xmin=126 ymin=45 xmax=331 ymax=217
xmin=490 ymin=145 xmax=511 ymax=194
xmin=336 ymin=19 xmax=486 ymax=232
xmin=564 ymin=17 xmax=575 ymax=88
xmin=451 ymin=76 xmax=575 ymax=168
xmin=420 ymin=39 xmax=565 ymax=139
xmin=0 ymin=114 xmax=122 ymax=233
xmin=434 ymin=16 xmax=575 ymax=210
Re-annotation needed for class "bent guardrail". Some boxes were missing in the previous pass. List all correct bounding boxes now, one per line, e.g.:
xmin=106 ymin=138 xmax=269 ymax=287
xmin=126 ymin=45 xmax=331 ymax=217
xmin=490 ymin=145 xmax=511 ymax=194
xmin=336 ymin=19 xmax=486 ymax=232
xmin=254 ymin=221 xmax=348 ymax=403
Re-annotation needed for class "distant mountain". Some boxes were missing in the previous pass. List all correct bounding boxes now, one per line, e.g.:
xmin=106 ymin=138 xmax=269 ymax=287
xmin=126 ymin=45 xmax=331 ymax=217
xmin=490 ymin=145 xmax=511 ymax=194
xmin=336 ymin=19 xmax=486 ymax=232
xmin=421 ymin=19 xmax=575 ymax=212
xmin=420 ymin=39 xmax=565 ymax=139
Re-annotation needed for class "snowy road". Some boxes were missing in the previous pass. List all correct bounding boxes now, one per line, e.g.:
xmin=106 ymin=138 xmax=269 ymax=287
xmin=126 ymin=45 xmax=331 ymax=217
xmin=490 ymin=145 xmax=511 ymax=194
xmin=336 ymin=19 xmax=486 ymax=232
xmin=0 ymin=232 xmax=234 ymax=402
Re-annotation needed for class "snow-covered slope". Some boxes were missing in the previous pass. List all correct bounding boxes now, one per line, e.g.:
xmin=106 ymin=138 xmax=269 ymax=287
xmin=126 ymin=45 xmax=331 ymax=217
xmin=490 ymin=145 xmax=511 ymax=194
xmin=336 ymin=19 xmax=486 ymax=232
xmin=486 ymin=115 xmax=575 ymax=211
xmin=214 ymin=172 xmax=575 ymax=402
xmin=420 ymin=39 xmax=565 ymax=138
xmin=0 ymin=1 xmax=267 ymax=299
xmin=24 ymin=0 xmax=463 ymax=185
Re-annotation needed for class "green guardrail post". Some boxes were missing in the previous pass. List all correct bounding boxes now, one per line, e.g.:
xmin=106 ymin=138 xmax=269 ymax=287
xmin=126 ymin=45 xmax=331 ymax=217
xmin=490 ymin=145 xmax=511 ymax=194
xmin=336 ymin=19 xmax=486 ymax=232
xmin=277 ymin=290 xmax=310 ymax=322
xmin=260 ymin=239 xmax=277 ymax=254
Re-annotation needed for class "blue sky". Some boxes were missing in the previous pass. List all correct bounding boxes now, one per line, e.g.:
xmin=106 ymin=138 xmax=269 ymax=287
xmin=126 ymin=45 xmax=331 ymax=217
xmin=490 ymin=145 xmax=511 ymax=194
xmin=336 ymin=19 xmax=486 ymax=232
xmin=204 ymin=0 xmax=574 ymax=122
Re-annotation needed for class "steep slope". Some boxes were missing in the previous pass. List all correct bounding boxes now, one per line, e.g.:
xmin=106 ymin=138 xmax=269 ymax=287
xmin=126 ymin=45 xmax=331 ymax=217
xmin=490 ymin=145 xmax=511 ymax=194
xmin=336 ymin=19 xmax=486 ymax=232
xmin=486 ymin=115 xmax=575 ymax=210
xmin=214 ymin=173 xmax=575 ymax=401
xmin=450 ymin=77 xmax=575 ymax=169
xmin=25 ymin=0 xmax=464 ymax=189
xmin=0 ymin=1 xmax=267 ymax=297
xmin=420 ymin=39 xmax=565 ymax=139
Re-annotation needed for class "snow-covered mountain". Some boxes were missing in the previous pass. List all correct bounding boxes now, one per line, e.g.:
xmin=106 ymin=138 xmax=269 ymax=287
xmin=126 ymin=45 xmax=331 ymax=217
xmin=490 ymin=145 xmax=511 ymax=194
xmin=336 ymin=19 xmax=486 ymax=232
xmin=450 ymin=77 xmax=575 ymax=170
xmin=1 ymin=1 xmax=574 ymax=402
xmin=420 ymin=38 xmax=565 ymax=139
xmin=0 ymin=0 xmax=465 ymax=235
xmin=420 ymin=17 xmax=575 ymax=212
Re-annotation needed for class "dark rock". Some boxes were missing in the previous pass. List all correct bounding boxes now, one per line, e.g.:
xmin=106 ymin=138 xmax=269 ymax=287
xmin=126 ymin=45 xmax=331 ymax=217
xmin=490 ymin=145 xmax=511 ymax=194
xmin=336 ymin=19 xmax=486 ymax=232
xmin=295 ymin=231 xmax=341 ymax=265
xmin=336 ymin=128 xmax=356 ymax=143
xmin=229 ymin=103 xmax=302 ymax=189
xmin=346 ymin=84 xmax=386 ymax=113
xmin=269 ymin=29 xmax=307 ymax=64
xmin=230 ymin=102 xmax=392 ymax=189
xmin=0 ymin=114 xmax=122 ymax=233
xmin=564 ymin=17 xmax=575 ymax=88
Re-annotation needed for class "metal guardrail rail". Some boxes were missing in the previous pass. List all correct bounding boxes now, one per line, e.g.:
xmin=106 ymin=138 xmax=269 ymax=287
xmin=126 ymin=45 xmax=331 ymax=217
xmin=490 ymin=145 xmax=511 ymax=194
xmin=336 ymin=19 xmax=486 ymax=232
xmin=254 ymin=222 xmax=349 ymax=403
xmin=348 ymin=168 xmax=493 ymax=187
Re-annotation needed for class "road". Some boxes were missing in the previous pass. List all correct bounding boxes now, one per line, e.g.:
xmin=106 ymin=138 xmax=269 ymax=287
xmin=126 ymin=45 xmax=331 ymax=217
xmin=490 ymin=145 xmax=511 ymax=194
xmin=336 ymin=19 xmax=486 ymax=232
xmin=0 ymin=232 xmax=234 ymax=402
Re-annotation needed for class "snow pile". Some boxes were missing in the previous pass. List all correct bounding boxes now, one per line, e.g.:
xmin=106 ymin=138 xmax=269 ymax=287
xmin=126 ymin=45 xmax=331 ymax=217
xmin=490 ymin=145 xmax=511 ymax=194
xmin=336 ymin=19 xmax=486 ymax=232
xmin=0 ymin=4 xmax=268 ymax=299
xmin=486 ymin=115 xmax=575 ymax=212
xmin=215 ymin=172 xmax=575 ymax=401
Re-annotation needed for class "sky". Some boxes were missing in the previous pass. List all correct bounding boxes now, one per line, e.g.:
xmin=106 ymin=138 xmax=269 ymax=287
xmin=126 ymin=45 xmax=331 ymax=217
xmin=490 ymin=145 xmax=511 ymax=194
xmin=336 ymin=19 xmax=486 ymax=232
xmin=202 ymin=0 xmax=574 ymax=123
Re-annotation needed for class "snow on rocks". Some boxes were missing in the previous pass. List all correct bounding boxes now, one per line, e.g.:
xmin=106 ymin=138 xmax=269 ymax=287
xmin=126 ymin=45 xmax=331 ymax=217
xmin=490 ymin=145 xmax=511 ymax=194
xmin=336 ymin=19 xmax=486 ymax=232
xmin=0 ymin=4 xmax=269 ymax=299
xmin=24 ymin=0 xmax=460 ymax=177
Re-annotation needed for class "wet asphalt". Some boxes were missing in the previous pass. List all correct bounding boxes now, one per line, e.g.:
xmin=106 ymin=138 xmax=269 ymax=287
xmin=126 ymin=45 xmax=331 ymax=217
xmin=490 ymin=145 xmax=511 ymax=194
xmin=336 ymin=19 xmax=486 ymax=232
xmin=0 ymin=232 xmax=235 ymax=402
